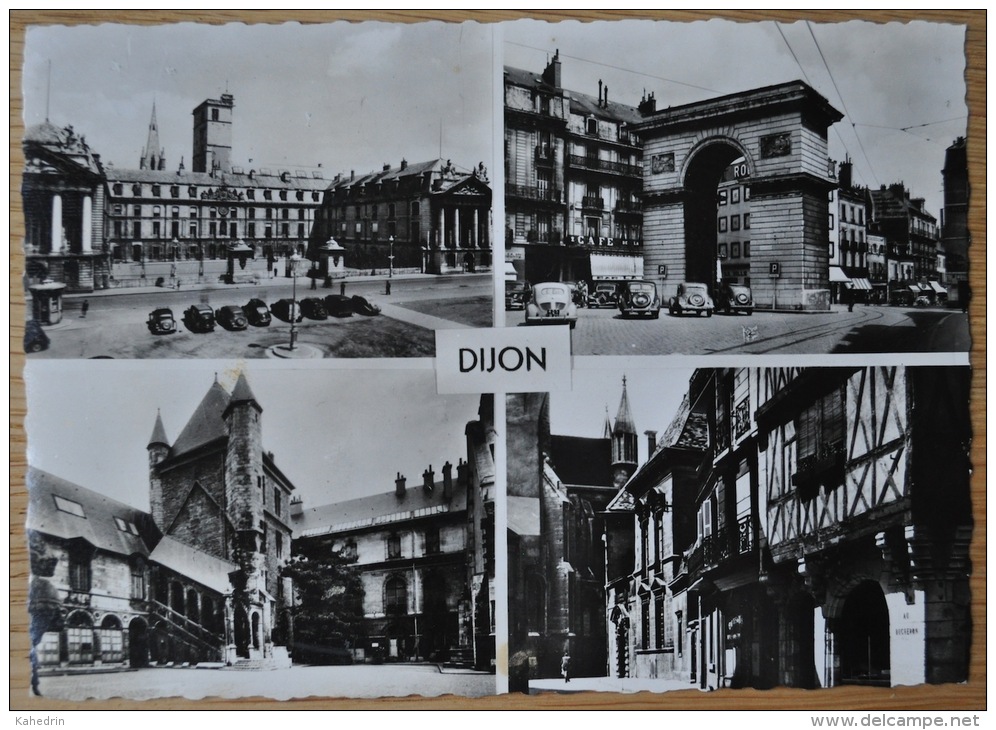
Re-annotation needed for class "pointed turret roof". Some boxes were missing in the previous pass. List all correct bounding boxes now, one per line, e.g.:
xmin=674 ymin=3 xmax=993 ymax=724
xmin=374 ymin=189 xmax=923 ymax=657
xmin=168 ymin=380 xmax=231 ymax=458
xmin=613 ymin=375 xmax=636 ymax=435
xmin=603 ymin=405 xmax=612 ymax=439
xmin=148 ymin=410 xmax=170 ymax=449
xmin=224 ymin=371 xmax=262 ymax=417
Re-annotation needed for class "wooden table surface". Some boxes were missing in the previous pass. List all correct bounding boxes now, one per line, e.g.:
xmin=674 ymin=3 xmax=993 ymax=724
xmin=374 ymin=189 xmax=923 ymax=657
xmin=9 ymin=10 xmax=986 ymax=711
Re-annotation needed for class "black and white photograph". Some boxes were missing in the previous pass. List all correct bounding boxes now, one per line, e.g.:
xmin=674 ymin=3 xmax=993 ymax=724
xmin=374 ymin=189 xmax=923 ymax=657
xmin=25 ymin=363 xmax=497 ymax=700
xmin=506 ymin=365 xmax=972 ymax=694
xmin=21 ymin=20 xmax=495 ymax=359
xmin=502 ymin=19 xmax=970 ymax=357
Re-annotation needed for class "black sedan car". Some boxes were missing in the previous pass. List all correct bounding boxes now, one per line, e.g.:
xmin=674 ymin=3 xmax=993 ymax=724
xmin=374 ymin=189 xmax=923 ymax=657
xmin=24 ymin=319 xmax=50 ymax=353
xmin=717 ymin=283 xmax=754 ymax=315
xmin=300 ymin=297 xmax=329 ymax=320
xmin=243 ymin=298 xmax=272 ymax=327
xmin=270 ymin=299 xmax=302 ymax=323
xmin=215 ymin=305 xmax=249 ymax=331
xmin=350 ymin=295 xmax=381 ymax=316
xmin=323 ymin=295 xmax=355 ymax=317
xmin=504 ymin=281 xmax=530 ymax=311
xmin=147 ymin=307 xmax=177 ymax=335
xmin=183 ymin=304 xmax=216 ymax=332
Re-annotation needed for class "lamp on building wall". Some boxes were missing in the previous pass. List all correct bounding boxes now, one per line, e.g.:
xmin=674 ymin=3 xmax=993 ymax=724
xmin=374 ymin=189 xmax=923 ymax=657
xmin=288 ymin=252 xmax=302 ymax=351
xmin=388 ymin=235 xmax=395 ymax=279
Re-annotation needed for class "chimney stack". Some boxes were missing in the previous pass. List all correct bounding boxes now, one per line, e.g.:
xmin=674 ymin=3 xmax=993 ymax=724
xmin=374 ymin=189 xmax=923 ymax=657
xmin=400 ymin=158 xmax=408 ymax=170
xmin=442 ymin=461 xmax=453 ymax=499
xmin=395 ymin=472 xmax=407 ymax=498
xmin=603 ymin=85 xmax=608 ymax=107
xmin=423 ymin=465 xmax=435 ymax=493
xmin=598 ymin=79 xmax=603 ymax=106
xmin=290 ymin=495 xmax=304 ymax=518
xmin=457 ymin=457 xmax=469 ymax=488
xmin=645 ymin=430 xmax=658 ymax=457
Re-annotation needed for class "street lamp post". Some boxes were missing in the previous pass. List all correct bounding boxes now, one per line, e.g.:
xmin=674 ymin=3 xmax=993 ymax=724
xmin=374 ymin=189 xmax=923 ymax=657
xmin=289 ymin=253 xmax=301 ymax=351
xmin=388 ymin=235 xmax=395 ymax=279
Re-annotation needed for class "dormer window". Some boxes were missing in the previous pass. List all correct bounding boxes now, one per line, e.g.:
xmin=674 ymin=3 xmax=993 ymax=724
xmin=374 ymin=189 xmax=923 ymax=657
xmin=54 ymin=496 xmax=86 ymax=517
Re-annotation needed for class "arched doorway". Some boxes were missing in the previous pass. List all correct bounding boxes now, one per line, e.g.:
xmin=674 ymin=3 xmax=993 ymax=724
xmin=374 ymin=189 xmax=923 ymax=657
xmin=128 ymin=617 xmax=149 ymax=668
xmin=235 ymin=609 xmax=250 ymax=658
xmin=683 ymin=142 xmax=748 ymax=290
xmin=98 ymin=615 xmax=124 ymax=664
xmin=837 ymin=581 xmax=890 ymax=686
xmin=251 ymin=611 xmax=261 ymax=651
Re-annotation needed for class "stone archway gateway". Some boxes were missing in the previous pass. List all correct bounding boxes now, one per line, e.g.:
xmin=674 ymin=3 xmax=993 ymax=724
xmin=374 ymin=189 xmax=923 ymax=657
xmin=633 ymin=81 xmax=843 ymax=311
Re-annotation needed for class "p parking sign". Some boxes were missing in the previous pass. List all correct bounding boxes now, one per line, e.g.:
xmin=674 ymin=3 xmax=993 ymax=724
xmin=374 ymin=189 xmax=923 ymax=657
xmin=769 ymin=262 xmax=781 ymax=277
xmin=657 ymin=265 xmax=667 ymax=277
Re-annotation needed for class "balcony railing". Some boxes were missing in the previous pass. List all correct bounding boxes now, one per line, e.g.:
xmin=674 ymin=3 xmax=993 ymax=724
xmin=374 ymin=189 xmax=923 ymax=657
xmin=686 ymin=514 xmax=755 ymax=576
xmin=535 ymin=145 xmax=554 ymax=163
xmin=568 ymin=154 xmax=643 ymax=177
xmin=615 ymin=200 xmax=642 ymax=214
xmin=505 ymin=183 xmax=563 ymax=204
xmin=581 ymin=195 xmax=604 ymax=210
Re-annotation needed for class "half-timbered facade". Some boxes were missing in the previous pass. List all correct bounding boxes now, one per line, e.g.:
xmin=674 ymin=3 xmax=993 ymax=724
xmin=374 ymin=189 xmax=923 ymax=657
xmin=606 ymin=366 xmax=971 ymax=689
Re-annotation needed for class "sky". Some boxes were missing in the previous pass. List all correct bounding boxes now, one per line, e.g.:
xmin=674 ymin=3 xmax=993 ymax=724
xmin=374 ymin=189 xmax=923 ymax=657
xmin=22 ymin=20 xmax=495 ymax=179
xmin=25 ymin=362 xmax=483 ymax=512
xmin=550 ymin=366 xmax=695 ymax=467
xmin=504 ymin=17 xmax=967 ymax=218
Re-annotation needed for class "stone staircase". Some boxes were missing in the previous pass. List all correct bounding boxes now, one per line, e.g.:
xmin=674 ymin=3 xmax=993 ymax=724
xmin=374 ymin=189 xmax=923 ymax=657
xmin=228 ymin=646 xmax=292 ymax=671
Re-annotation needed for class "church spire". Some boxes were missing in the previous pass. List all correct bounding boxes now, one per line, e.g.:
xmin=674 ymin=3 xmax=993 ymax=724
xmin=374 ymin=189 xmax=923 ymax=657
xmin=140 ymin=101 xmax=165 ymax=170
xmin=603 ymin=404 xmax=612 ymax=439
xmin=613 ymin=375 xmax=636 ymax=436
xmin=611 ymin=375 xmax=638 ymax=488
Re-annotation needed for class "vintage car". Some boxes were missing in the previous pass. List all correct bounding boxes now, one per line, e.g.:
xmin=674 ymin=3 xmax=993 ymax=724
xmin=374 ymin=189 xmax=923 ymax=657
xmin=505 ymin=280 xmax=530 ymax=310
xmin=146 ymin=307 xmax=177 ymax=335
xmin=24 ymin=319 xmax=51 ymax=353
xmin=668 ymin=282 xmax=714 ymax=317
xmin=323 ymin=294 xmax=355 ymax=318
xmin=525 ymin=282 xmax=578 ymax=328
xmin=587 ymin=282 xmax=620 ymax=308
xmin=270 ymin=298 xmax=302 ymax=323
xmin=215 ymin=305 xmax=249 ymax=331
xmin=617 ymin=280 xmax=661 ymax=319
xmin=182 ymin=304 xmax=216 ymax=332
xmin=350 ymin=295 xmax=381 ymax=316
xmin=300 ymin=297 xmax=329 ymax=320
xmin=717 ymin=283 xmax=754 ymax=315
xmin=244 ymin=298 xmax=272 ymax=327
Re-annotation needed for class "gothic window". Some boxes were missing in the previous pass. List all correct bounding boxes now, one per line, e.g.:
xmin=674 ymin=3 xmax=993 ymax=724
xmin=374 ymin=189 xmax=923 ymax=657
xmin=384 ymin=575 xmax=407 ymax=615
xmin=387 ymin=532 xmax=402 ymax=559
xmin=640 ymin=598 xmax=650 ymax=650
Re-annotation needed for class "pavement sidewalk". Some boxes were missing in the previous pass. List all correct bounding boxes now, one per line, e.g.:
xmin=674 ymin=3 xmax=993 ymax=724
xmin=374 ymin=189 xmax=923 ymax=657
xmin=529 ymin=676 xmax=698 ymax=695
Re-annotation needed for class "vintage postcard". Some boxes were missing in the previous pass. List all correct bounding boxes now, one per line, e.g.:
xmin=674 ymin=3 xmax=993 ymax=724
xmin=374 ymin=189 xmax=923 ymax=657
xmin=25 ymin=361 xmax=496 ymax=700
xmin=21 ymin=20 xmax=495 ymax=360
xmin=501 ymin=19 xmax=970 ymax=358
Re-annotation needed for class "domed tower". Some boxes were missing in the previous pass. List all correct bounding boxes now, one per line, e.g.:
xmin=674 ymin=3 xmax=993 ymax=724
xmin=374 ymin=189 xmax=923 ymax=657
xmin=147 ymin=410 xmax=170 ymax=531
xmin=611 ymin=376 xmax=638 ymax=488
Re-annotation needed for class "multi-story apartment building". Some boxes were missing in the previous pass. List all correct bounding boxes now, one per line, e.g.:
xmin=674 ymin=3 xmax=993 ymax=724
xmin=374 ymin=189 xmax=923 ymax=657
xmin=308 ymin=158 xmax=492 ymax=276
xmin=868 ymin=182 xmax=940 ymax=285
xmin=504 ymin=52 xmax=653 ymax=285
xmin=827 ymin=161 xmax=871 ymax=302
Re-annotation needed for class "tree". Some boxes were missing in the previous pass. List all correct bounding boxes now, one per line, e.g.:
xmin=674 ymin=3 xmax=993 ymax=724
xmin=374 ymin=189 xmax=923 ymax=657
xmin=281 ymin=542 xmax=364 ymax=665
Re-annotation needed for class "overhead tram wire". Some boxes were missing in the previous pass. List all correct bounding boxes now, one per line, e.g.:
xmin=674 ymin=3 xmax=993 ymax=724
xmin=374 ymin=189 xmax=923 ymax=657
xmin=505 ymin=40 xmax=722 ymax=95
xmin=774 ymin=23 xmax=854 ymax=171
xmin=805 ymin=21 xmax=880 ymax=187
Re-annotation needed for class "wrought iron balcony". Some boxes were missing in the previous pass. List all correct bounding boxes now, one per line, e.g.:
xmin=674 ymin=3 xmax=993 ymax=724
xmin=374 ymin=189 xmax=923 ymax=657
xmin=505 ymin=183 xmax=563 ymax=204
xmin=581 ymin=195 xmax=604 ymax=211
xmin=686 ymin=514 xmax=755 ymax=577
xmin=614 ymin=200 xmax=642 ymax=214
xmin=567 ymin=154 xmax=643 ymax=177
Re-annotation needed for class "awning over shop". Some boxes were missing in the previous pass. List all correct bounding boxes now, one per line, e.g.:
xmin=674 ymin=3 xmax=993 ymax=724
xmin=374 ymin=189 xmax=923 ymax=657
xmin=916 ymin=283 xmax=933 ymax=293
xmin=590 ymin=253 xmax=643 ymax=280
xmin=928 ymin=281 xmax=947 ymax=294
xmin=847 ymin=278 xmax=872 ymax=290
xmin=829 ymin=266 xmax=850 ymax=282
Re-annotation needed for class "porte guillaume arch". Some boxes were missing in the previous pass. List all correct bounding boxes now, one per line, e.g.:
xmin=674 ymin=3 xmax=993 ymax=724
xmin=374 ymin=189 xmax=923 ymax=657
xmin=635 ymin=81 xmax=843 ymax=311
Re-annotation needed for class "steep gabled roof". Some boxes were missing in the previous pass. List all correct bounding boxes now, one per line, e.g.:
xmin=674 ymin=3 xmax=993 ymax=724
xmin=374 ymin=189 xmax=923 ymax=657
xmin=166 ymin=381 xmax=231 ymax=460
xmin=26 ymin=468 xmax=155 ymax=557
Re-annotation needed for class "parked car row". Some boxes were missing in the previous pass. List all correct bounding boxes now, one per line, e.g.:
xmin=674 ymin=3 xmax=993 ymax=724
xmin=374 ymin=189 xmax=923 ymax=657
xmin=517 ymin=279 xmax=754 ymax=326
xmin=149 ymin=295 xmax=381 ymax=334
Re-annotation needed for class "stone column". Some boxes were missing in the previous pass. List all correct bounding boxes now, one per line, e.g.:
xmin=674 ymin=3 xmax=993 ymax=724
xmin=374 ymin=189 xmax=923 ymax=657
xmin=437 ymin=207 xmax=445 ymax=248
xmin=472 ymin=208 xmax=479 ymax=247
xmin=82 ymin=195 xmax=93 ymax=253
xmin=455 ymin=207 xmax=462 ymax=248
xmin=50 ymin=193 xmax=63 ymax=253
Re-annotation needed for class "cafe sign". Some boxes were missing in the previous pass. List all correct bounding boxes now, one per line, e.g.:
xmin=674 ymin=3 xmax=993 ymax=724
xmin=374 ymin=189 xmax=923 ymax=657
xmin=566 ymin=234 xmax=642 ymax=249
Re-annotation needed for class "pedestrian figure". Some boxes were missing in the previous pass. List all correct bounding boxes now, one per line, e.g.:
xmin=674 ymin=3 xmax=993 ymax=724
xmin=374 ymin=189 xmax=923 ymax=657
xmin=385 ymin=280 xmax=391 ymax=295
xmin=310 ymin=275 xmax=317 ymax=290
xmin=846 ymin=286 xmax=854 ymax=313
xmin=340 ymin=281 xmax=346 ymax=296
xmin=561 ymin=651 xmax=571 ymax=683
xmin=81 ymin=299 xmax=89 ymax=318
xmin=176 ymin=279 xmax=182 ymax=291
